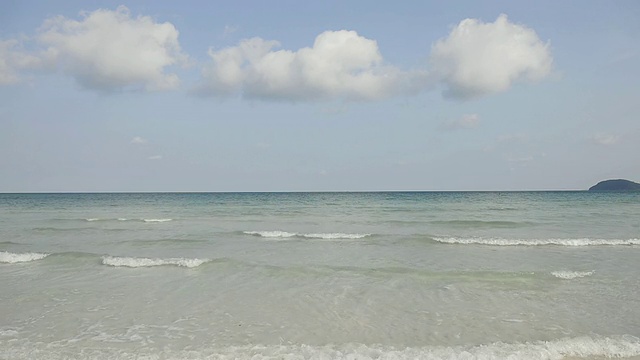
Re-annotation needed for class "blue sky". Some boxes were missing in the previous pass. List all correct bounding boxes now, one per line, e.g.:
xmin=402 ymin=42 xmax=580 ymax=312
xmin=1 ymin=1 xmax=639 ymax=191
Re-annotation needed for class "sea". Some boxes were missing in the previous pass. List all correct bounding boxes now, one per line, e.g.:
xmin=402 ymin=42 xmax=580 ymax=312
xmin=1 ymin=191 xmax=639 ymax=360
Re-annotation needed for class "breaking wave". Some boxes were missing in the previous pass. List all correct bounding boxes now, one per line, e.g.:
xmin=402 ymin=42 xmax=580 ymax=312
xmin=0 ymin=251 xmax=49 ymax=263
xmin=432 ymin=237 xmax=640 ymax=246
xmin=3 ymin=335 xmax=638 ymax=360
xmin=101 ymin=256 xmax=208 ymax=268
xmin=213 ymin=336 xmax=640 ymax=359
xmin=551 ymin=271 xmax=594 ymax=279
xmin=84 ymin=218 xmax=172 ymax=223
xmin=244 ymin=231 xmax=371 ymax=240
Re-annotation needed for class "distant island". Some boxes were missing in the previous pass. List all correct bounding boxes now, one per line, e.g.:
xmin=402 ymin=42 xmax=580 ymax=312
xmin=589 ymin=179 xmax=640 ymax=191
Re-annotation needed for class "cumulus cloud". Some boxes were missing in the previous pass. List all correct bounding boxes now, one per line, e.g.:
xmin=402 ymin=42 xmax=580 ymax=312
xmin=37 ymin=6 xmax=185 ymax=91
xmin=198 ymin=16 xmax=552 ymax=102
xmin=440 ymin=113 xmax=480 ymax=130
xmin=3 ymin=8 xmax=553 ymax=101
xmin=197 ymin=30 xmax=426 ymax=101
xmin=0 ymin=39 xmax=43 ymax=84
xmin=430 ymin=14 xmax=552 ymax=99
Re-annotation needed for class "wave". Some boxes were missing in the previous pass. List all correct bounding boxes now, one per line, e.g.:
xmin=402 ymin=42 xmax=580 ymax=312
xmin=430 ymin=220 xmax=535 ymax=228
xmin=101 ymin=256 xmax=208 ymax=268
xmin=33 ymin=226 xmax=87 ymax=232
xmin=121 ymin=238 xmax=210 ymax=246
xmin=552 ymin=271 xmax=594 ymax=279
xmin=243 ymin=231 xmax=371 ymax=240
xmin=5 ymin=335 xmax=635 ymax=359
xmin=217 ymin=336 xmax=640 ymax=360
xmin=84 ymin=218 xmax=128 ymax=222
xmin=84 ymin=218 xmax=173 ymax=223
xmin=432 ymin=237 xmax=640 ymax=246
xmin=0 ymin=251 xmax=49 ymax=263
xmin=244 ymin=230 xmax=296 ymax=238
xmin=0 ymin=241 xmax=22 ymax=245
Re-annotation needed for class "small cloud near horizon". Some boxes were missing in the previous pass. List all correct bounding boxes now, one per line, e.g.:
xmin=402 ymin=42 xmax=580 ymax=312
xmin=590 ymin=133 xmax=619 ymax=146
xmin=131 ymin=136 xmax=148 ymax=144
xmin=440 ymin=114 xmax=480 ymax=131
xmin=148 ymin=155 xmax=163 ymax=160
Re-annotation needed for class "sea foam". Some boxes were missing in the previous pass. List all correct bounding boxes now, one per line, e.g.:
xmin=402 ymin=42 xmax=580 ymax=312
xmin=244 ymin=231 xmax=297 ymax=238
xmin=432 ymin=237 xmax=640 ymax=246
xmin=85 ymin=218 xmax=172 ymax=222
xmin=0 ymin=251 xmax=49 ymax=263
xmin=206 ymin=336 xmax=640 ymax=359
xmin=5 ymin=335 xmax=635 ymax=360
xmin=552 ymin=271 xmax=594 ymax=279
xmin=101 ymin=256 xmax=207 ymax=268
xmin=244 ymin=231 xmax=371 ymax=240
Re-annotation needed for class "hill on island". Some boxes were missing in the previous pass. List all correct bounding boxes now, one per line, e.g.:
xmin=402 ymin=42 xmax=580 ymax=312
xmin=589 ymin=179 xmax=640 ymax=191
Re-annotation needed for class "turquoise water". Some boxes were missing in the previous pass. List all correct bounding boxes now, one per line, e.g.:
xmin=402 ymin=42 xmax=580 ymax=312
xmin=1 ymin=192 xmax=639 ymax=359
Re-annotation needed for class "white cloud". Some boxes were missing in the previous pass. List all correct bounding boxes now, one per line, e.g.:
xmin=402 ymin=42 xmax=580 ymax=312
xmin=0 ymin=39 xmax=43 ymax=84
xmin=591 ymin=133 xmax=618 ymax=146
xmin=148 ymin=155 xmax=163 ymax=160
xmin=430 ymin=14 xmax=552 ymax=99
xmin=37 ymin=6 xmax=185 ymax=91
xmin=198 ymin=30 xmax=426 ymax=101
xmin=440 ymin=113 xmax=480 ymax=130
xmin=130 ymin=136 xmax=148 ymax=144
xmin=4 ymin=9 xmax=551 ymax=102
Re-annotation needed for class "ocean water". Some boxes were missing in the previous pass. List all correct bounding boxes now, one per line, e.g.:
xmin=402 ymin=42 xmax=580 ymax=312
xmin=0 ymin=191 xmax=639 ymax=359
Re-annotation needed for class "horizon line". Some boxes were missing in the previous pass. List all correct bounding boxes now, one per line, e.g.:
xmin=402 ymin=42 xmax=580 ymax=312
xmin=0 ymin=189 xmax=590 ymax=194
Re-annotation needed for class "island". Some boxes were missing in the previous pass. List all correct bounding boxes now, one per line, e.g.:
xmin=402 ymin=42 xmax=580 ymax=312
xmin=589 ymin=179 xmax=640 ymax=191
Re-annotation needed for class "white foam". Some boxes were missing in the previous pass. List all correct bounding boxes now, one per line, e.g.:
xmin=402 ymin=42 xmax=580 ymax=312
xmin=302 ymin=233 xmax=371 ymax=239
xmin=1 ymin=335 xmax=639 ymax=359
xmin=101 ymin=256 xmax=208 ymax=268
xmin=0 ymin=251 xmax=49 ymax=263
xmin=142 ymin=218 xmax=173 ymax=222
xmin=216 ymin=336 xmax=640 ymax=359
xmin=86 ymin=217 xmax=132 ymax=222
xmin=433 ymin=237 xmax=640 ymax=246
xmin=244 ymin=231 xmax=371 ymax=240
xmin=244 ymin=231 xmax=297 ymax=238
xmin=552 ymin=271 xmax=594 ymax=279
xmin=0 ymin=329 xmax=19 ymax=337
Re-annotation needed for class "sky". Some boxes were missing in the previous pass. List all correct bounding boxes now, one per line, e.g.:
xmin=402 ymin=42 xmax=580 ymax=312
xmin=1 ymin=0 xmax=639 ymax=192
